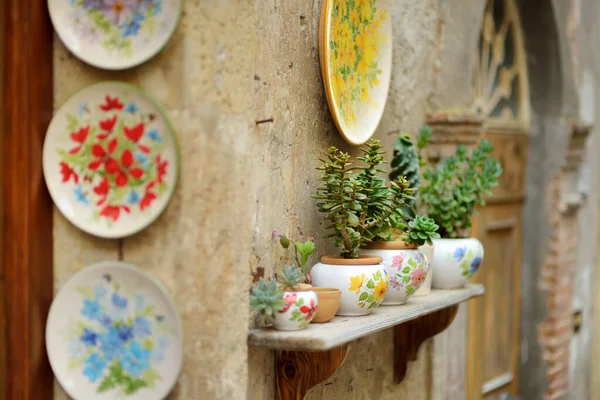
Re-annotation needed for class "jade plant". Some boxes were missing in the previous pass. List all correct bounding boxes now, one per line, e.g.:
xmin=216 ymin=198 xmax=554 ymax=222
xmin=250 ymin=278 xmax=286 ymax=319
xmin=313 ymin=139 xmax=439 ymax=257
xmin=419 ymin=139 xmax=502 ymax=238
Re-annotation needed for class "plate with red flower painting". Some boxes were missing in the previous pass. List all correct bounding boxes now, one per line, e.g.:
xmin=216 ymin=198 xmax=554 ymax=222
xmin=43 ymin=82 xmax=179 ymax=238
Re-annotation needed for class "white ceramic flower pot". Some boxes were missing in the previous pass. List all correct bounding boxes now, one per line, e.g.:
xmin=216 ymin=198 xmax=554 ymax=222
xmin=415 ymin=243 xmax=434 ymax=296
xmin=431 ymin=238 xmax=484 ymax=289
xmin=361 ymin=242 xmax=428 ymax=305
xmin=311 ymin=255 xmax=388 ymax=316
xmin=271 ymin=289 xmax=319 ymax=331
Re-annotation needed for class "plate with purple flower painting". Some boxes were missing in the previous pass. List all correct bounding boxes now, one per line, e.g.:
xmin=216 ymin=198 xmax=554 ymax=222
xmin=46 ymin=261 xmax=183 ymax=400
xmin=43 ymin=81 xmax=179 ymax=238
xmin=48 ymin=0 xmax=182 ymax=70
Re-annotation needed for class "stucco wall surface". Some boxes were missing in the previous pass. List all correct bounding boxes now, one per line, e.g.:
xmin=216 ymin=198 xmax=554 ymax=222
xmin=51 ymin=0 xmax=600 ymax=399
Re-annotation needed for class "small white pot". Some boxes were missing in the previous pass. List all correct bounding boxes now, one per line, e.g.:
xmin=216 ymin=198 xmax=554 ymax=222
xmin=311 ymin=255 xmax=388 ymax=316
xmin=361 ymin=242 xmax=428 ymax=305
xmin=271 ymin=289 xmax=319 ymax=331
xmin=431 ymin=238 xmax=484 ymax=289
xmin=415 ymin=243 xmax=434 ymax=296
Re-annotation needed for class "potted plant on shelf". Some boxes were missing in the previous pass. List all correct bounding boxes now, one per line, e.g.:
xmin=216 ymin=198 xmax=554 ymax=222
xmin=361 ymin=213 xmax=439 ymax=305
xmin=419 ymin=138 xmax=502 ymax=289
xmin=311 ymin=139 xmax=419 ymax=315
xmin=250 ymin=265 xmax=319 ymax=331
xmin=347 ymin=130 xmax=440 ymax=305
xmin=272 ymin=231 xmax=341 ymax=323
xmin=388 ymin=125 xmax=437 ymax=295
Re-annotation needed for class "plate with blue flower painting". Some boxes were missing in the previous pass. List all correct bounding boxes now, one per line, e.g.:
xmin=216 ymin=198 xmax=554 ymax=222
xmin=48 ymin=0 xmax=182 ymax=70
xmin=46 ymin=261 xmax=183 ymax=400
xmin=43 ymin=81 xmax=179 ymax=238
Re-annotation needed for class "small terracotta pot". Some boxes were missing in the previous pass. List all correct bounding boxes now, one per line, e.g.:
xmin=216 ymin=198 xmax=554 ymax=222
xmin=311 ymin=287 xmax=342 ymax=323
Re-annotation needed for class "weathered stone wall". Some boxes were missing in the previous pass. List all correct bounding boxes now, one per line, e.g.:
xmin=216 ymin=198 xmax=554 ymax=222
xmin=51 ymin=0 xmax=600 ymax=399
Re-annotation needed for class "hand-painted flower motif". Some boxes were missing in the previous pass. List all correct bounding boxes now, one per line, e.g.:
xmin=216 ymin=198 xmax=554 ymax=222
xmin=67 ymin=274 xmax=174 ymax=396
xmin=67 ymin=0 xmax=164 ymax=58
xmin=287 ymin=295 xmax=319 ymax=328
xmin=470 ymin=256 xmax=482 ymax=275
xmin=389 ymin=275 xmax=401 ymax=289
xmin=350 ymin=269 xmax=388 ymax=310
xmin=453 ymin=246 xmax=484 ymax=279
xmin=348 ymin=273 xmax=366 ymax=295
xmin=55 ymin=93 xmax=170 ymax=226
xmin=299 ymin=299 xmax=318 ymax=321
xmin=391 ymin=254 xmax=406 ymax=269
xmin=329 ymin=0 xmax=389 ymax=125
xmin=453 ymin=247 xmax=467 ymax=262
xmin=280 ymin=293 xmax=298 ymax=313
xmin=410 ymin=267 xmax=425 ymax=286
xmin=388 ymin=253 xmax=428 ymax=297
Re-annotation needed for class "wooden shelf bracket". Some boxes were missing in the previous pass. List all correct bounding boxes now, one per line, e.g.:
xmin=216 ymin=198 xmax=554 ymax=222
xmin=394 ymin=305 xmax=459 ymax=384
xmin=276 ymin=344 xmax=349 ymax=400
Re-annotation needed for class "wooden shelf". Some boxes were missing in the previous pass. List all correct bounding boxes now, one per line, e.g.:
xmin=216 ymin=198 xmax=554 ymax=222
xmin=248 ymin=284 xmax=484 ymax=351
xmin=250 ymin=284 xmax=484 ymax=400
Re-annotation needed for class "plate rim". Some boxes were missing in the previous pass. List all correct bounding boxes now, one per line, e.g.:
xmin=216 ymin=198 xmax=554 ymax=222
xmin=43 ymin=80 xmax=181 ymax=239
xmin=46 ymin=260 xmax=184 ymax=400
xmin=319 ymin=0 xmax=393 ymax=146
xmin=47 ymin=0 xmax=183 ymax=70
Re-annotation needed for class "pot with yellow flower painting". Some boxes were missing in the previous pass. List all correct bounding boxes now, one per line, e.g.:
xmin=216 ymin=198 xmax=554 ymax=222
xmin=311 ymin=255 xmax=388 ymax=316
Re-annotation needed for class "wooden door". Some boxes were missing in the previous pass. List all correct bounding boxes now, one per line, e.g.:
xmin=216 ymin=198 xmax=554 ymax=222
xmin=467 ymin=132 xmax=527 ymax=399
xmin=1 ymin=1 xmax=54 ymax=398
xmin=468 ymin=0 xmax=530 ymax=396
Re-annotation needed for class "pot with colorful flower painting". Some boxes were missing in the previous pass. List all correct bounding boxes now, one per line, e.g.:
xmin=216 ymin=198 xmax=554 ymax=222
xmin=274 ymin=266 xmax=318 ymax=330
xmin=416 ymin=139 xmax=502 ymax=289
xmin=361 ymin=242 xmax=427 ymax=305
xmin=430 ymin=238 xmax=484 ymax=289
xmin=250 ymin=266 xmax=318 ymax=331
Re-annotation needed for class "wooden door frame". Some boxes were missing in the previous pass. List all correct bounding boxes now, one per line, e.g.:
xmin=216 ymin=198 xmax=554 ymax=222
xmin=1 ymin=0 xmax=55 ymax=398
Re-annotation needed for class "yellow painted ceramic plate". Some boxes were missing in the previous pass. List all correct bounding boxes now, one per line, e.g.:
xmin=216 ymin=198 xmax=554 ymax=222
xmin=319 ymin=0 xmax=392 ymax=145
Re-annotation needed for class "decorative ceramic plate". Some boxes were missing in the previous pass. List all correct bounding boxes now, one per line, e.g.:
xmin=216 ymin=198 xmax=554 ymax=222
xmin=46 ymin=261 xmax=184 ymax=400
xmin=319 ymin=0 xmax=393 ymax=145
xmin=48 ymin=0 xmax=182 ymax=70
xmin=43 ymin=82 xmax=179 ymax=238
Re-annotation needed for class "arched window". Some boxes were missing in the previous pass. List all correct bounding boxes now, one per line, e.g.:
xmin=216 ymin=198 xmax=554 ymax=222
xmin=473 ymin=0 xmax=530 ymax=131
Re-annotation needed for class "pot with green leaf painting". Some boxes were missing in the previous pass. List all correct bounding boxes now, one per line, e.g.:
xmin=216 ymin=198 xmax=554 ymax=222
xmin=417 ymin=139 xmax=502 ymax=289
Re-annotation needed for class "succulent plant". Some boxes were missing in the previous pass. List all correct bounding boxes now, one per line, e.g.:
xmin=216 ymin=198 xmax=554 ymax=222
xmin=250 ymin=278 xmax=286 ymax=318
xmin=273 ymin=231 xmax=315 ymax=279
xmin=389 ymin=125 xmax=432 ymax=202
xmin=390 ymin=134 xmax=420 ymax=194
xmin=279 ymin=265 xmax=305 ymax=290
xmin=404 ymin=215 xmax=440 ymax=246
xmin=313 ymin=139 xmax=416 ymax=258
xmin=420 ymin=139 xmax=502 ymax=238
